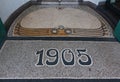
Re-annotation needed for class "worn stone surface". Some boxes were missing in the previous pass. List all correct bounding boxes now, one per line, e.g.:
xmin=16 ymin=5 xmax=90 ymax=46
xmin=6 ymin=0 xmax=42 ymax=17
xmin=21 ymin=7 xmax=101 ymax=29
xmin=0 ymin=40 xmax=120 ymax=79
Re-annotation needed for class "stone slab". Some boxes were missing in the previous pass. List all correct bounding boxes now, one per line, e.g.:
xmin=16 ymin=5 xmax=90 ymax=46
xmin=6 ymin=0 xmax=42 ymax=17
xmin=0 ymin=40 xmax=120 ymax=79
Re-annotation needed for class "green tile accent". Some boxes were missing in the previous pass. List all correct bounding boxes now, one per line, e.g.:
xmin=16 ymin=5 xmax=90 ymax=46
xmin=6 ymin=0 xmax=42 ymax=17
xmin=114 ymin=20 xmax=120 ymax=42
xmin=110 ymin=0 xmax=115 ymax=3
xmin=0 ymin=18 xmax=6 ymax=43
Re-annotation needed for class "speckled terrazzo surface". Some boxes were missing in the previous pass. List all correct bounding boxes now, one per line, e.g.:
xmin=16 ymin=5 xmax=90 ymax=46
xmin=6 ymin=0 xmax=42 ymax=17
xmin=21 ymin=7 xmax=101 ymax=29
xmin=0 ymin=40 xmax=120 ymax=79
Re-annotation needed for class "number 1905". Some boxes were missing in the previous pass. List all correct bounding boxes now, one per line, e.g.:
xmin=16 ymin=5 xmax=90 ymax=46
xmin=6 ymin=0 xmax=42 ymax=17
xmin=35 ymin=48 xmax=93 ymax=66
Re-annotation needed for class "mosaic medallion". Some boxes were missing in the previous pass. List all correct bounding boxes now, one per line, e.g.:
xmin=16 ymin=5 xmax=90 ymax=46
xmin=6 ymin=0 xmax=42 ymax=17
xmin=9 ymin=5 xmax=113 ymax=37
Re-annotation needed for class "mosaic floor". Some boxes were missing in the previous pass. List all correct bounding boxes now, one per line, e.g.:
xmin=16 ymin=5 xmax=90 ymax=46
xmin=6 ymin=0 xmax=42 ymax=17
xmin=1 ymin=3 xmax=119 ymax=79
xmin=8 ymin=5 xmax=113 ymax=37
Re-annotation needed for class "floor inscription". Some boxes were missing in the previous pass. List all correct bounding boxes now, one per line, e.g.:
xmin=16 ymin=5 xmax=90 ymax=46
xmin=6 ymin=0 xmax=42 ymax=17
xmin=35 ymin=48 xmax=93 ymax=66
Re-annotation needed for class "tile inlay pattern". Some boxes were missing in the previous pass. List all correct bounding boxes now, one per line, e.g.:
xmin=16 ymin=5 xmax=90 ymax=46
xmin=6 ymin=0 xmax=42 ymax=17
xmin=8 ymin=5 xmax=113 ymax=37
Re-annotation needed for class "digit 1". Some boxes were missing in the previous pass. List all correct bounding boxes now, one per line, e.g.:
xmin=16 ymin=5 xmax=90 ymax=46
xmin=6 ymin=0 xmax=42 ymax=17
xmin=36 ymin=49 xmax=44 ymax=65
xmin=77 ymin=49 xmax=92 ymax=66
xmin=62 ymin=49 xmax=74 ymax=65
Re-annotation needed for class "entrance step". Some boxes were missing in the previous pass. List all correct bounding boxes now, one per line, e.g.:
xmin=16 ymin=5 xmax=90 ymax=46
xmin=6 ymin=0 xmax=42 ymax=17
xmin=0 ymin=40 xmax=120 ymax=79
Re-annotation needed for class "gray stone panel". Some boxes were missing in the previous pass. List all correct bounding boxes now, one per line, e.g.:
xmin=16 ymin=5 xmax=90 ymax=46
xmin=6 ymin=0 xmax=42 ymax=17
xmin=0 ymin=40 xmax=120 ymax=79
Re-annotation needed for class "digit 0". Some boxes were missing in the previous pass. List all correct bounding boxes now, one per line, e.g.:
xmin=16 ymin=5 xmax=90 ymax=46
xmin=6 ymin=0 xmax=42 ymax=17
xmin=62 ymin=49 xmax=75 ymax=65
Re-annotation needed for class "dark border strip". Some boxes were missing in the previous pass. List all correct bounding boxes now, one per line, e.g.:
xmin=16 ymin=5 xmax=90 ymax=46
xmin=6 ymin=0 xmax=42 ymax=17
xmin=97 ymin=5 xmax=118 ymax=29
xmin=0 ymin=37 xmax=6 ymax=50
xmin=79 ymin=1 xmax=97 ymax=9
xmin=7 ymin=37 xmax=117 ymax=42
xmin=0 ymin=79 xmax=120 ymax=82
